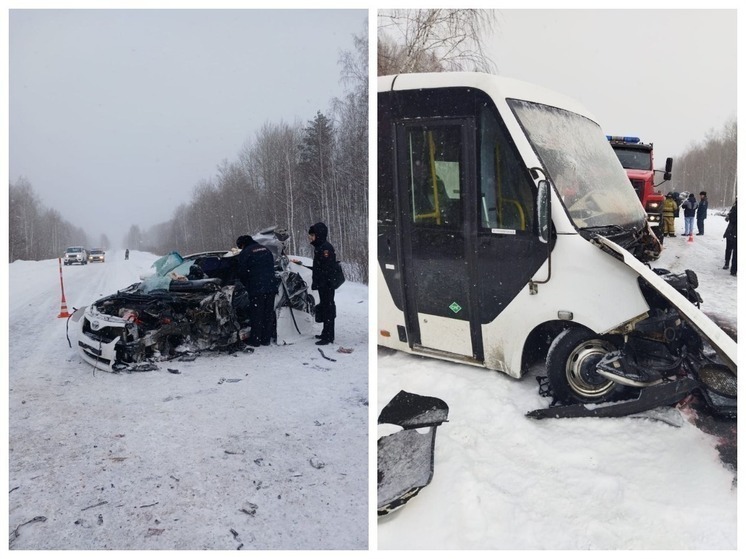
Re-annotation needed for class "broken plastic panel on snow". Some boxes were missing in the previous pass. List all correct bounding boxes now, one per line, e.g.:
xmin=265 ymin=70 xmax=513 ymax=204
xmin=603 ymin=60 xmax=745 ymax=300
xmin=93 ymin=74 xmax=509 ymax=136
xmin=378 ymin=391 xmax=449 ymax=516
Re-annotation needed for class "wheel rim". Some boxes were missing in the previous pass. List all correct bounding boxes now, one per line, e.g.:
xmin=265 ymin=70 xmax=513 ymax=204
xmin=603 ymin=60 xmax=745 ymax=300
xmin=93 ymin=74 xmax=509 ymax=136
xmin=565 ymin=339 xmax=616 ymax=398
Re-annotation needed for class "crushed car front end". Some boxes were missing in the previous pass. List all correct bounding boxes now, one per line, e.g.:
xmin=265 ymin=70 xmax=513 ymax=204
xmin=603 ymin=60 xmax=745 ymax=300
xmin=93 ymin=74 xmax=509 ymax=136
xmin=69 ymin=227 xmax=316 ymax=372
xmin=71 ymin=280 xmax=242 ymax=372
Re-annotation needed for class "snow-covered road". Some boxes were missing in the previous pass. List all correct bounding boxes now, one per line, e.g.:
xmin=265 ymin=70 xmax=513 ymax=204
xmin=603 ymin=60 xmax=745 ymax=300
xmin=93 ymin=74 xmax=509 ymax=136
xmin=8 ymin=249 xmax=369 ymax=550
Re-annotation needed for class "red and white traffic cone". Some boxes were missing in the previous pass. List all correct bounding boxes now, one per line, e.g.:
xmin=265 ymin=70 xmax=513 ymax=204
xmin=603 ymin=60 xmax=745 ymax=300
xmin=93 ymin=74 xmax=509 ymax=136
xmin=57 ymin=257 xmax=71 ymax=318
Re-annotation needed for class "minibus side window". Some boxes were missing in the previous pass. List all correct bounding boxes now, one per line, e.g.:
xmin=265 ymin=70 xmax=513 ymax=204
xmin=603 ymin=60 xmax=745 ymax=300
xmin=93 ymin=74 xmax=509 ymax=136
xmin=405 ymin=126 xmax=463 ymax=228
xmin=478 ymin=104 xmax=534 ymax=232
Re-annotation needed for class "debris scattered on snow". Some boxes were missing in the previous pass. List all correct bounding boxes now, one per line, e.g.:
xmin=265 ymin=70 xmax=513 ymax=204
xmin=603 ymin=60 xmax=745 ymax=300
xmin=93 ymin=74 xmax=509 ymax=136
xmin=129 ymin=363 xmax=159 ymax=372
xmin=317 ymin=349 xmax=336 ymax=362
xmin=630 ymin=406 xmax=685 ymax=427
xmin=145 ymin=528 xmax=164 ymax=537
xmin=218 ymin=378 xmax=242 ymax=384
xmin=9 ymin=516 xmax=47 ymax=547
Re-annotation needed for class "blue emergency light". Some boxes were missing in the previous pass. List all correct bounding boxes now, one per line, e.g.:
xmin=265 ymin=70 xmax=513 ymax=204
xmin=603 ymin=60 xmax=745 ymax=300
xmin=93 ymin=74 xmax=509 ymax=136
xmin=607 ymin=135 xmax=641 ymax=144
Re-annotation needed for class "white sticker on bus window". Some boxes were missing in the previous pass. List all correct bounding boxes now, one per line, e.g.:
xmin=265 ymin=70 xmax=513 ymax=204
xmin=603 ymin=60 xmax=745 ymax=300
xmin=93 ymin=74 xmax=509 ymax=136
xmin=491 ymin=228 xmax=516 ymax=235
xmin=385 ymin=264 xmax=395 ymax=270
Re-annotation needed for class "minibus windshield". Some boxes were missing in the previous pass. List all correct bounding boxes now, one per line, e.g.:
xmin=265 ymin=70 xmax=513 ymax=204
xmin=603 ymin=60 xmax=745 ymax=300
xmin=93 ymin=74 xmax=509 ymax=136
xmin=508 ymin=99 xmax=646 ymax=230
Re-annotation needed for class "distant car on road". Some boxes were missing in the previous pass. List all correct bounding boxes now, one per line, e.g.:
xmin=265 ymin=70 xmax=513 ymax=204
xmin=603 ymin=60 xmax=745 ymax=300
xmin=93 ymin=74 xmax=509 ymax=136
xmin=63 ymin=246 xmax=88 ymax=265
xmin=88 ymin=248 xmax=105 ymax=263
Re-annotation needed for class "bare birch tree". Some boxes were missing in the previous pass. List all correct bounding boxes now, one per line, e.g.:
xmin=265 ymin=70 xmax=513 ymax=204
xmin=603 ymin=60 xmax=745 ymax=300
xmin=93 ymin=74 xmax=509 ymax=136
xmin=333 ymin=29 xmax=369 ymax=280
xmin=135 ymin=26 xmax=369 ymax=282
xmin=378 ymin=9 xmax=496 ymax=75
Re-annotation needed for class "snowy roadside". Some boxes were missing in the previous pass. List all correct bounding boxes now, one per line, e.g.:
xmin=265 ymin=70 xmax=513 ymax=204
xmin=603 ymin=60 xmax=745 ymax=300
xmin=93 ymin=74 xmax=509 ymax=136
xmin=8 ymin=250 xmax=369 ymax=550
xmin=377 ymin=213 xmax=737 ymax=550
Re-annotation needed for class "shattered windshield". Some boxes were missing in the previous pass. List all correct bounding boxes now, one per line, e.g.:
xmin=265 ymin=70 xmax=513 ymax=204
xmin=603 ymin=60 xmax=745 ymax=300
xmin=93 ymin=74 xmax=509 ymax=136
xmin=508 ymin=99 xmax=646 ymax=230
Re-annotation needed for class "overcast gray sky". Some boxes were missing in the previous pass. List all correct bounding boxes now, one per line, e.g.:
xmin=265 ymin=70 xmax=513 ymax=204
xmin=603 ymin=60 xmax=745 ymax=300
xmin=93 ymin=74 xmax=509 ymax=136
xmin=487 ymin=9 xmax=736 ymax=166
xmin=9 ymin=9 xmax=366 ymax=246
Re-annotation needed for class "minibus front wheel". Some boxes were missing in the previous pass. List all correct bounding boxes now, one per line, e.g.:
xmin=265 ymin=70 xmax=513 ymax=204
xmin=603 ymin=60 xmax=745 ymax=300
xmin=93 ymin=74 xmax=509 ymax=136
xmin=546 ymin=327 xmax=627 ymax=404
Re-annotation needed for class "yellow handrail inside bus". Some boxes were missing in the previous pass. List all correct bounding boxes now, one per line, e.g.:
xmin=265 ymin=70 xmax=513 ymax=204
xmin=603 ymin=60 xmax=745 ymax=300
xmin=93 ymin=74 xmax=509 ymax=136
xmin=495 ymin=145 xmax=526 ymax=230
xmin=413 ymin=131 xmax=442 ymax=224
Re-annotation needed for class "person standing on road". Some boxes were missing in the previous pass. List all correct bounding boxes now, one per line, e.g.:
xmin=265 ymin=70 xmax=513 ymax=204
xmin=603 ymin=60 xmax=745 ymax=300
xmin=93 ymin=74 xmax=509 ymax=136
xmin=681 ymin=193 xmax=698 ymax=237
xmin=723 ymin=199 xmax=737 ymax=276
xmin=696 ymin=191 xmax=709 ymax=235
xmin=292 ymin=222 xmax=337 ymax=346
xmin=125 ymin=248 xmax=129 ymax=260
xmin=662 ymin=193 xmax=678 ymax=237
xmin=236 ymin=235 xmax=278 ymax=347
xmin=670 ymin=190 xmax=682 ymax=217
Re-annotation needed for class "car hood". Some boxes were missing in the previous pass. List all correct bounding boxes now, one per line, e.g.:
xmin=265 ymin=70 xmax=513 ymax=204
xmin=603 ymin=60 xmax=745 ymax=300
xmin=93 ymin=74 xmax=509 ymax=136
xmin=594 ymin=236 xmax=736 ymax=372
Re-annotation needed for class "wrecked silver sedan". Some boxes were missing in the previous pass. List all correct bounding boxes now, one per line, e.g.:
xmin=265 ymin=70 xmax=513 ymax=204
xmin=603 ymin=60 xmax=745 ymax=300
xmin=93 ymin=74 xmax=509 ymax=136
xmin=68 ymin=228 xmax=316 ymax=371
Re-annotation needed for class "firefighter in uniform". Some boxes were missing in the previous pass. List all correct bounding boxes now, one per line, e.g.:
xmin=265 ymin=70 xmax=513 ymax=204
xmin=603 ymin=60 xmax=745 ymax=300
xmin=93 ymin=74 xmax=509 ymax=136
xmin=662 ymin=193 xmax=678 ymax=237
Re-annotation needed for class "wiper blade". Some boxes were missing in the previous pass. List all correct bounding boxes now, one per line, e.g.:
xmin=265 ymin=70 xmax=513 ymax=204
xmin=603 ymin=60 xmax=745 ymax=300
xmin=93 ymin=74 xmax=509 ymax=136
xmin=580 ymin=224 xmax=626 ymax=234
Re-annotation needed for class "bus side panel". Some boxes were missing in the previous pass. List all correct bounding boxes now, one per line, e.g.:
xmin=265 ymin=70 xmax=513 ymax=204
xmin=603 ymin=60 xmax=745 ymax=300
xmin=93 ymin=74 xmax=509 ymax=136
xmin=377 ymin=264 xmax=410 ymax=351
xmin=417 ymin=313 xmax=472 ymax=355
xmin=481 ymin=235 xmax=651 ymax=376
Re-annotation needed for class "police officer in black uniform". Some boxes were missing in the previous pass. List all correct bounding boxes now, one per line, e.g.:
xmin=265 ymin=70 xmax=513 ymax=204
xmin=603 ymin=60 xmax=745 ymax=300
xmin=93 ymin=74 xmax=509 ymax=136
xmin=292 ymin=222 xmax=337 ymax=345
xmin=236 ymin=235 xmax=277 ymax=347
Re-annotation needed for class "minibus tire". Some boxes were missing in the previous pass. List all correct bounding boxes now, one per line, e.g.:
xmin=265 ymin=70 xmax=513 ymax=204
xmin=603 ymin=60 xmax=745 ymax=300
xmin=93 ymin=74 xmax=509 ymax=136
xmin=546 ymin=327 xmax=625 ymax=405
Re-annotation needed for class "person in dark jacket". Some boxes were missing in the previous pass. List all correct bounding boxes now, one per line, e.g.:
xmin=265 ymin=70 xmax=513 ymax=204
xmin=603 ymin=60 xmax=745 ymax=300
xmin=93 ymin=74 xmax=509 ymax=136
xmin=292 ymin=222 xmax=337 ymax=345
xmin=236 ymin=235 xmax=277 ymax=347
xmin=696 ymin=191 xmax=709 ymax=235
xmin=681 ymin=193 xmax=698 ymax=237
xmin=723 ymin=199 xmax=737 ymax=276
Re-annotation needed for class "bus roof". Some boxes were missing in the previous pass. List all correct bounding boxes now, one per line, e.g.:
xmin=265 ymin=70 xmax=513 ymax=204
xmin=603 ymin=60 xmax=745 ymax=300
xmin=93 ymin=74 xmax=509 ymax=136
xmin=378 ymin=72 xmax=598 ymax=125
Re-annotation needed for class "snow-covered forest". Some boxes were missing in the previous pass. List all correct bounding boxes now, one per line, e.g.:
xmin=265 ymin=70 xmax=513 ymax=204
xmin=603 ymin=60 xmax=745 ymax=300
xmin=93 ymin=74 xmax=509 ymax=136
xmin=127 ymin=31 xmax=368 ymax=282
xmin=667 ymin=119 xmax=737 ymax=208
xmin=9 ymin=29 xmax=368 ymax=283
xmin=8 ymin=178 xmax=95 ymax=263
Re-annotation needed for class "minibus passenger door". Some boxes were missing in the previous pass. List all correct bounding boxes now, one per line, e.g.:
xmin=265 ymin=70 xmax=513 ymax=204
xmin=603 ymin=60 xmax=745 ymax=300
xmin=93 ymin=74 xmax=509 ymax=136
xmin=395 ymin=120 xmax=481 ymax=361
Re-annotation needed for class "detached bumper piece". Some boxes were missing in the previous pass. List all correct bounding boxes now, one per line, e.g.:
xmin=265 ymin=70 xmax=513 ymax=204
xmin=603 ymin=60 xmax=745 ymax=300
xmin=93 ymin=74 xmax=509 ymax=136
xmin=527 ymin=377 xmax=700 ymax=420
xmin=377 ymin=391 xmax=449 ymax=516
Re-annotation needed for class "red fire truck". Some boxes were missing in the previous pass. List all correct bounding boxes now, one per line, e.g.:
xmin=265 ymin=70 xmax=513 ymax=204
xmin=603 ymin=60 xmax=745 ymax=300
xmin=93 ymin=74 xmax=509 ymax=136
xmin=607 ymin=136 xmax=673 ymax=240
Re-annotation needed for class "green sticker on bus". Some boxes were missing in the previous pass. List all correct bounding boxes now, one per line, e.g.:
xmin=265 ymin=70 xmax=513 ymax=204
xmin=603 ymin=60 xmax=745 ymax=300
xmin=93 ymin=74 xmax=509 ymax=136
xmin=449 ymin=302 xmax=462 ymax=314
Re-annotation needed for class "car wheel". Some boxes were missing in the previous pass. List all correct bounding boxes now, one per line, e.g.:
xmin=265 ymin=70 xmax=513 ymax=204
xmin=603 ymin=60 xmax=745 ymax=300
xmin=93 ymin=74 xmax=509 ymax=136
xmin=546 ymin=327 xmax=626 ymax=405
